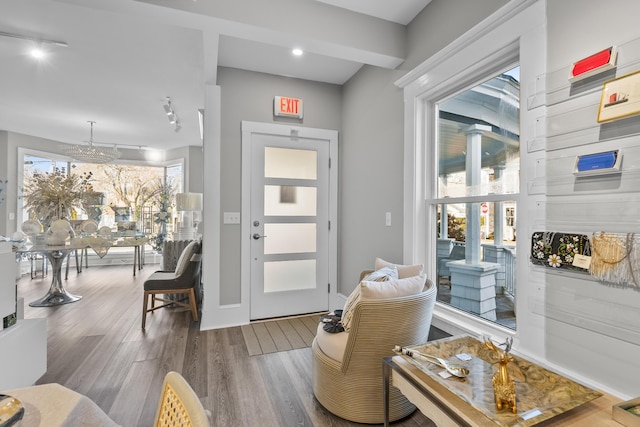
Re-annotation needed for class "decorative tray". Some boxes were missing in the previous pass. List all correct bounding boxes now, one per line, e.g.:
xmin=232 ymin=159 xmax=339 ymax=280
xmin=398 ymin=335 xmax=602 ymax=427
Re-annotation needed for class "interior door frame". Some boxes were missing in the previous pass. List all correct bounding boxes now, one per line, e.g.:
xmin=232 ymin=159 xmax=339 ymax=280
xmin=241 ymin=121 xmax=339 ymax=321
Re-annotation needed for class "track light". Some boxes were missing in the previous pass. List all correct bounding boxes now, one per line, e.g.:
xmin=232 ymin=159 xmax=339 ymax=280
xmin=162 ymin=96 xmax=181 ymax=132
xmin=163 ymin=97 xmax=175 ymax=118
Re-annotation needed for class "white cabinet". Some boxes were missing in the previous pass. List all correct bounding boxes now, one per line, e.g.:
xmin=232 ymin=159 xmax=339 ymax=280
xmin=0 ymin=245 xmax=15 ymax=321
xmin=0 ymin=250 xmax=47 ymax=389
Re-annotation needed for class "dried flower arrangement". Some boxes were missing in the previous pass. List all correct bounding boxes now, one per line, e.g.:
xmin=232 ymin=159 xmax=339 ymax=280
xmin=22 ymin=167 xmax=94 ymax=226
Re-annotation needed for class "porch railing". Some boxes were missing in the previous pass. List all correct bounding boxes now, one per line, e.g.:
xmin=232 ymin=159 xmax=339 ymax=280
xmin=503 ymin=246 xmax=516 ymax=297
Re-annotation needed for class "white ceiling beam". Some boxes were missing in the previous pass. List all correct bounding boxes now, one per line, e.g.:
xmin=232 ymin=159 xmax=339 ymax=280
xmin=58 ymin=0 xmax=407 ymax=69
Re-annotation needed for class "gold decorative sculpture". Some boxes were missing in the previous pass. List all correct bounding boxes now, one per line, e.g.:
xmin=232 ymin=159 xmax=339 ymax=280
xmin=484 ymin=336 xmax=517 ymax=414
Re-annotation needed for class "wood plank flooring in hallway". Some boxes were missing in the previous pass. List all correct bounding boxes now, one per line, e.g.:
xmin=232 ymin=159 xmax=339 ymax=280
xmin=18 ymin=262 xmax=436 ymax=426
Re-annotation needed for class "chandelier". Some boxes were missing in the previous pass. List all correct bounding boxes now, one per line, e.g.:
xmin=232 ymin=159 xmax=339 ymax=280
xmin=64 ymin=121 xmax=121 ymax=164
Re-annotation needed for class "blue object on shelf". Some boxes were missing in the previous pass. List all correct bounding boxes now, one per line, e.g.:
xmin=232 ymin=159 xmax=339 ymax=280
xmin=574 ymin=150 xmax=621 ymax=176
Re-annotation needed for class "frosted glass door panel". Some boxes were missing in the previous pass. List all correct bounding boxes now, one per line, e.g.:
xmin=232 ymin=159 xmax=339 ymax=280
xmin=246 ymin=122 xmax=334 ymax=320
xmin=264 ymin=185 xmax=317 ymax=216
xmin=264 ymin=223 xmax=316 ymax=254
xmin=265 ymin=147 xmax=317 ymax=179
xmin=264 ymin=260 xmax=317 ymax=293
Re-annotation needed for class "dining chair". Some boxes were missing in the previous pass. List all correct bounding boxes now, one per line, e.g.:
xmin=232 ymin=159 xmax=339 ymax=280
xmin=142 ymin=241 xmax=201 ymax=329
xmin=154 ymin=371 xmax=210 ymax=427
xmin=30 ymin=253 xmax=48 ymax=279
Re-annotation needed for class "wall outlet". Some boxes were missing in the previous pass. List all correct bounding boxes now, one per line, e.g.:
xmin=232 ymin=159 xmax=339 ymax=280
xmin=385 ymin=212 xmax=391 ymax=226
xmin=223 ymin=212 xmax=241 ymax=224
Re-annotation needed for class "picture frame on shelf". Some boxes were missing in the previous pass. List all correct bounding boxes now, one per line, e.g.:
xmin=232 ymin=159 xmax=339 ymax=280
xmin=597 ymin=69 xmax=640 ymax=123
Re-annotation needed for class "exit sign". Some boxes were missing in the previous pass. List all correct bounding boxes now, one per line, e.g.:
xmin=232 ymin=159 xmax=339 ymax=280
xmin=274 ymin=96 xmax=303 ymax=119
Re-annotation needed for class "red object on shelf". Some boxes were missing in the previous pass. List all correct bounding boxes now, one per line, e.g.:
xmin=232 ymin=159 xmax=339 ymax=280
xmin=569 ymin=47 xmax=617 ymax=82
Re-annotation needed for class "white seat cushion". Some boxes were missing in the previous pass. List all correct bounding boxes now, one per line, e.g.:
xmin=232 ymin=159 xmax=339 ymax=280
xmin=315 ymin=322 xmax=349 ymax=362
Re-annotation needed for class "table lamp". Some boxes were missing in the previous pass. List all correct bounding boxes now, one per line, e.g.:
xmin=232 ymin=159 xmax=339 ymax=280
xmin=175 ymin=192 xmax=203 ymax=240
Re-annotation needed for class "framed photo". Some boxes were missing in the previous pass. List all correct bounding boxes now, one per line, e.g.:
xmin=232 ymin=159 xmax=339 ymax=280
xmin=598 ymin=69 xmax=640 ymax=123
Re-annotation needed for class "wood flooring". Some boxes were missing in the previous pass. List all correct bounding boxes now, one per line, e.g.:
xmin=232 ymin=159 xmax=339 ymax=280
xmin=18 ymin=262 xmax=438 ymax=426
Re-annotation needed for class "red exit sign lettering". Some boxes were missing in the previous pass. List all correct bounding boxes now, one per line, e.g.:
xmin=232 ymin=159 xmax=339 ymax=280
xmin=274 ymin=96 xmax=303 ymax=119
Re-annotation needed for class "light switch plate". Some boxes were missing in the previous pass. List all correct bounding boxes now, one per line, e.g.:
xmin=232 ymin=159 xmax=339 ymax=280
xmin=223 ymin=212 xmax=240 ymax=224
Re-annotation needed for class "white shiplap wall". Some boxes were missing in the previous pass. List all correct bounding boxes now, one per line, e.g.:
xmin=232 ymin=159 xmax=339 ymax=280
xmin=541 ymin=0 xmax=640 ymax=398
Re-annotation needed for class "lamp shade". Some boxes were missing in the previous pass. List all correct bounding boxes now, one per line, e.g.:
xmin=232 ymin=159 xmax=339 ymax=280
xmin=176 ymin=193 xmax=203 ymax=211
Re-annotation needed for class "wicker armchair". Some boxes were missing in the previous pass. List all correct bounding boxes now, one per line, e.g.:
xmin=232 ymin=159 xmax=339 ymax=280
xmin=154 ymin=371 xmax=210 ymax=427
xmin=312 ymin=273 xmax=437 ymax=424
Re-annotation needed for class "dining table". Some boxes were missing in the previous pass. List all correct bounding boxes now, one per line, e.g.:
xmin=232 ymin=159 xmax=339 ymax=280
xmin=1 ymin=383 xmax=120 ymax=427
xmin=15 ymin=242 xmax=88 ymax=307
xmin=15 ymin=236 xmax=149 ymax=307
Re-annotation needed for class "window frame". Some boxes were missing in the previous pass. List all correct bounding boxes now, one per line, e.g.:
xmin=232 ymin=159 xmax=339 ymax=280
xmin=396 ymin=0 xmax=545 ymax=339
xmin=18 ymin=147 xmax=186 ymax=227
xmin=427 ymin=55 xmax=521 ymax=328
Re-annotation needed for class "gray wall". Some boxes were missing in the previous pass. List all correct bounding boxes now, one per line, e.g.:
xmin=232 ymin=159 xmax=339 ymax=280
xmin=405 ymin=0 xmax=510 ymax=71
xmin=0 ymin=132 xmax=64 ymax=236
xmin=338 ymin=0 xmax=508 ymax=294
xmin=216 ymin=67 xmax=342 ymax=304
xmin=0 ymin=131 xmax=11 ymax=237
xmin=165 ymin=145 xmax=204 ymax=193
xmin=0 ymin=132 xmax=8 ymax=236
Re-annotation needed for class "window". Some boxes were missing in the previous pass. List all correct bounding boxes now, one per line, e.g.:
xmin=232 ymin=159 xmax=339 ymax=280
xmin=21 ymin=153 xmax=183 ymax=243
xmin=397 ymin=3 xmax=544 ymax=340
xmin=432 ymin=66 xmax=519 ymax=329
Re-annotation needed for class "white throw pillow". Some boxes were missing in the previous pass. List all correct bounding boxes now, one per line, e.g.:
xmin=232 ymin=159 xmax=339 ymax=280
xmin=175 ymin=241 xmax=198 ymax=277
xmin=375 ymin=257 xmax=424 ymax=279
xmin=341 ymin=266 xmax=398 ymax=332
xmin=341 ymin=285 xmax=361 ymax=332
xmin=362 ymin=265 xmax=398 ymax=282
xmin=360 ymin=274 xmax=426 ymax=299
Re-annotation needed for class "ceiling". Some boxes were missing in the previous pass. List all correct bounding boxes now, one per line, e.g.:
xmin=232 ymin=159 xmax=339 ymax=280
xmin=0 ymin=0 xmax=431 ymax=153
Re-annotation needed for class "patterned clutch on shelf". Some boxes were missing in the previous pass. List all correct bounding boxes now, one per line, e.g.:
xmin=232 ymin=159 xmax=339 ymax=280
xmin=530 ymin=231 xmax=591 ymax=271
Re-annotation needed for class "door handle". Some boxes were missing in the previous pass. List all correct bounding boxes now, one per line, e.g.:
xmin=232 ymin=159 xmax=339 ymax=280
xmin=253 ymin=233 xmax=267 ymax=240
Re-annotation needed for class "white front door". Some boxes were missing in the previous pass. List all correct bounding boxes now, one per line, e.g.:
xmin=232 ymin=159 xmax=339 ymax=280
xmin=242 ymin=122 xmax=337 ymax=320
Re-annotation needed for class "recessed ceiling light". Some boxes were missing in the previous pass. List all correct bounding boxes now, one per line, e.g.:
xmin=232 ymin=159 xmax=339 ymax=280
xmin=29 ymin=47 xmax=46 ymax=60
xmin=292 ymin=48 xmax=303 ymax=56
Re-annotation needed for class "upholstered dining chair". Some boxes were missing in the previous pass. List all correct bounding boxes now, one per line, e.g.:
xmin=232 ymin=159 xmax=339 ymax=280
xmin=154 ymin=371 xmax=210 ymax=427
xmin=312 ymin=271 xmax=437 ymax=424
xmin=142 ymin=241 xmax=201 ymax=329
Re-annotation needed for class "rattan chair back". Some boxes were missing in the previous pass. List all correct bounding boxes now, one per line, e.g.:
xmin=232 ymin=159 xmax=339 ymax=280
xmin=154 ymin=371 xmax=210 ymax=427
